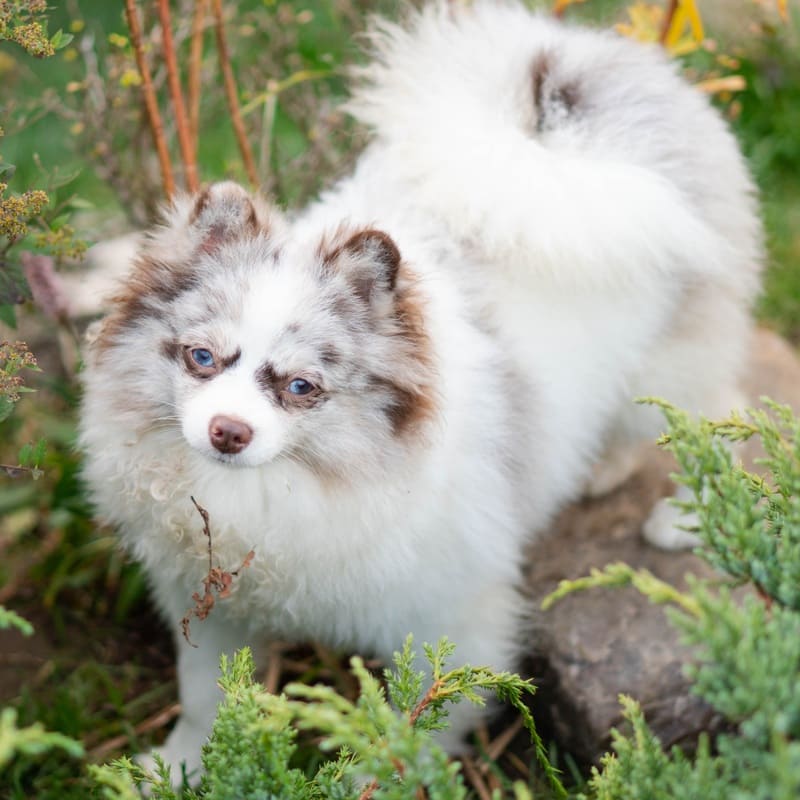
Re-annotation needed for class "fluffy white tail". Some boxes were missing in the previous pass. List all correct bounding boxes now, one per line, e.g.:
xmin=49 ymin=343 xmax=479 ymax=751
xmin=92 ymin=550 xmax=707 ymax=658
xmin=348 ymin=1 xmax=757 ymax=290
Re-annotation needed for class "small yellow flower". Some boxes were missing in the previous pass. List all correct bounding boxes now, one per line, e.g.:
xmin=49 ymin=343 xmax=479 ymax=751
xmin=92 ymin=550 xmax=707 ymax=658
xmin=119 ymin=68 xmax=142 ymax=88
xmin=108 ymin=32 xmax=129 ymax=48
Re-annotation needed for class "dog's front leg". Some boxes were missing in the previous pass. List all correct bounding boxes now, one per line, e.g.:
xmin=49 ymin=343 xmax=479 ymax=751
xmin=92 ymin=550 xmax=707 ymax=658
xmin=139 ymin=607 xmax=253 ymax=786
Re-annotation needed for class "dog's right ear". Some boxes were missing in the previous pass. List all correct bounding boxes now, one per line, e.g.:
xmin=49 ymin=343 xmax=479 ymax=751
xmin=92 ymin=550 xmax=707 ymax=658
xmin=188 ymin=182 xmax=262 ymax=253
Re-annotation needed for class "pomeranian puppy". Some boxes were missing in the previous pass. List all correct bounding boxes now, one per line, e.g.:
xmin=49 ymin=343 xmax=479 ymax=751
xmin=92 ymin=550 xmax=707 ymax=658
xmin=80 ymin=0 xmax=762 ymax=779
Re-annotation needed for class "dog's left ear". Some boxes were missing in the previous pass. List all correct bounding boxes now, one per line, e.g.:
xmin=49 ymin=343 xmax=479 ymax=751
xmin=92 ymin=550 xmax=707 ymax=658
xmin=189 ymin=181 xmax=262 ymax=253
xmin=323 ymin=228 xmax=402 ymax=302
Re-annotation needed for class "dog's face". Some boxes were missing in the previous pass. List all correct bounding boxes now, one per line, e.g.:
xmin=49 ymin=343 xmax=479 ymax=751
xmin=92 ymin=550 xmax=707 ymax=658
xmin=92 ymin=183 xmax=436 ymax=479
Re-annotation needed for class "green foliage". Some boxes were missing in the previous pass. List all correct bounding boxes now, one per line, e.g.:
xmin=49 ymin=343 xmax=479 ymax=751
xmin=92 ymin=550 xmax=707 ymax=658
xmin=0 ymin=339 xmax=37 ymax=421
xmin=548 ymin=400 xmax=800 ymax=799
xmin=0 ymin=1 xmax=86 ymax=324
xmin=0 ymin=1 xmax=72 ymax=59
xmin=96 ymin=640 xmax=559 ymax=800
xmin=586 ymin=698 xmax=728 ymax=800
xmin=0 ymin=707 xmax=83 ymax=773
xmin=2 ymin=1 xmax=799 ymax=798
xmin=648 ymin=397 xmax=800 ymax=608
xmin=0 ymin=604 xmax=33 ymax=635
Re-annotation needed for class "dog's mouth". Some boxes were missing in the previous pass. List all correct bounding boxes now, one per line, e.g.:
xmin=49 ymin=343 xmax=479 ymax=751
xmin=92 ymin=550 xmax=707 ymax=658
xmin=207 ymin=450 xmax=251 ymax=468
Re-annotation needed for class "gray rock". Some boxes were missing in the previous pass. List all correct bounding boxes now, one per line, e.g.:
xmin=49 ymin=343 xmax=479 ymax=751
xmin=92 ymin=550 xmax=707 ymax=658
xmin=523 ymin=328 xmax=800 ymax=762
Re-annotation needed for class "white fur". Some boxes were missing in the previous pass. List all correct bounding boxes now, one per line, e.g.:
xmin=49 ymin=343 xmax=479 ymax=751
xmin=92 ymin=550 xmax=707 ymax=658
xmin=80 ymin=1 xmax=761 ymax=781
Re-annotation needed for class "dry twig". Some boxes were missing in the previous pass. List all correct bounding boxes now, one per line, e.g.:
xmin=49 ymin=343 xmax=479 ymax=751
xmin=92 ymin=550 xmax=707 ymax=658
xmin=180 ymin=496 xmax=255 ymax=646
xmin=211 ymin=0 xmax=259 ymax=188
xmin=188 ymin=0 xmax=208 ymax=149
xmin=462 ymin=757 xmax=493 ymax=800
xmin=156 ymin=0 xmax=200 ymax=192
xmin=482 ymin=717 xmax=524 ymax=765
xmin=87 ymin=702 xmax=181 ymax=762
xmin=123 ymin=0 xmax=175 ymax=198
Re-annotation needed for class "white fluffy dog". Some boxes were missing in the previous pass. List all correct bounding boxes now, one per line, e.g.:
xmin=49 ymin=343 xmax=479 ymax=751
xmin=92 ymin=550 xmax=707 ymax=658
xmin=80 ymin=0 xmax=762 ymax=779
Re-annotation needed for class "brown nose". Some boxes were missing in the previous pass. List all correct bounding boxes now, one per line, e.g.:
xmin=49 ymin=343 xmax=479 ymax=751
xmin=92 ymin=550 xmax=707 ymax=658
xmin=208 ymin=415 xmax=253 ymax=454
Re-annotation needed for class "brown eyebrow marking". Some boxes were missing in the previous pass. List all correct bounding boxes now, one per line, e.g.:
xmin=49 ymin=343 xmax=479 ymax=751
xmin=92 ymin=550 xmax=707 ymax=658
xmin=256 ymin=362 xmax=284 ymax=395
xmin=219 ymin=348 xmax=242 ymax=370
xmin=161 ymin=339 xmax=182 ymax=361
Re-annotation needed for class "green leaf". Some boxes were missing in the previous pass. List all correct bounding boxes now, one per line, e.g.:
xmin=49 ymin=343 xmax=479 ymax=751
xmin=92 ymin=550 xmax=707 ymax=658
xmin=66 ymin=196 xmax=95 ymax=211
xmin=0 ymin=708 xmax=83 ymax=770
xmin=0 ymin=304 xmax=17 ymax=328
xmin=50 ymin=30 xmax=73 ymax=51
xmin=0 ymin=606 xmax=34 ymax=636
xmin=0 ymin=396 xmax=14 ymax=423
xmin=17 ymin=442 xmax=32 ymax=467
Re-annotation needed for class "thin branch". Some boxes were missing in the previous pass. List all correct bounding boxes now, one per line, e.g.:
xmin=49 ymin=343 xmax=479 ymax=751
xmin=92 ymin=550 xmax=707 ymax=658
xmin=87 ymin=702 xmax=181 ymax=762
xmin=462 ymin=758 xmax=492 ymax=800
xmin=408 ymin=679 xmax=443 ymax=726
xmin=157 ymin=0 xmax=199 ymax=192
xmin=262 ymin=640 xmax=287 ymax=695
xmin=188 ymin=0 xmax=208 ymax=149
xmin=358 ymin=779 xmax=379 ymax=800
xmin=211 ymin=0 xmax=259 ymax=188
xmin=482 ymin=717 xmax=524 ymax=764
xmin=181 ymin=497 xmax=255 ymax=646
xmin=358 ymin=678 xmax=444 ymax=799
xmin=123 ymin=0 xmax=175 ymax=199
xmin=191 ymin=494 xmax=213 ymax=573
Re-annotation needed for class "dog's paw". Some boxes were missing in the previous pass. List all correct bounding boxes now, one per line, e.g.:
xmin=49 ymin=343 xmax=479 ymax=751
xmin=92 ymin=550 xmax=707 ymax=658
xmin=642 ymin=497 xmax=700 ymax=551
xmin=585 ymin=444 xmax=647 ymax=499
xmin=134 ymin=722 xmax=206 ymax=790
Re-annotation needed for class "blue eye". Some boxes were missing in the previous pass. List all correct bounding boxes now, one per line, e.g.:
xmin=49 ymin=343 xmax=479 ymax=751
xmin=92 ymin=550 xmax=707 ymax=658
xmin=287 ymin=378 xmax=314 ymax=395
xmin=191 ymin=348 xmax=215 ymax=368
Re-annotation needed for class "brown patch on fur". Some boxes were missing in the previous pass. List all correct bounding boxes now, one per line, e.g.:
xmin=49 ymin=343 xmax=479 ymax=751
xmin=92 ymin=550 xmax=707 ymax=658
xmin=374 ymin=262 xmax=437 ymax=438
xmin=95 ymin=185 xmax=273 ymax=355
xmin=531 ymin=51 xmax=580 ymax=132
xmin=531 ymin=52 xmax=551 ymax=117
xmin=368 ymin=374 xmax=428 ymax=437
xmin=319 ymin=227 xmax=402 ymax=300
xmin=189 ymin=186 xmax=213 ymax=224
xmin=219 ymin=348 xmax=242 ymax=370
xmin=192 ymin=186 xmax=261 ymax=254
xmin=161 ymin=339 xmax=181 ymax=361
xmin=315 ymin=222 xmax=356 ymax=270
xmin=332 ymin=294 xmax=359 ymax=322
xmin=191 ymin=184 xmax=259 ymax=229
xmin=95 ymin=255 xmax=197 ymax=353
xmin=320 ymin=230 xmax=437 ymax=437
xmin=255 ymin=362 xmax=282 ymax=395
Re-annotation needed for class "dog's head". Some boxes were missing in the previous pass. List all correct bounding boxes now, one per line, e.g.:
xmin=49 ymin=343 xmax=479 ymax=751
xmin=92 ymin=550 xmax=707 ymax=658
xmin=90 ymin=182 xmax=437 ymax=479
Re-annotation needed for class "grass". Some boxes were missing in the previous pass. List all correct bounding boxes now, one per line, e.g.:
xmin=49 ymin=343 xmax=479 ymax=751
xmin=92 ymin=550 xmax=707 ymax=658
xmin=1 ymin=0 xmax=799 ymax=798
